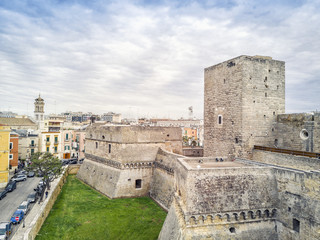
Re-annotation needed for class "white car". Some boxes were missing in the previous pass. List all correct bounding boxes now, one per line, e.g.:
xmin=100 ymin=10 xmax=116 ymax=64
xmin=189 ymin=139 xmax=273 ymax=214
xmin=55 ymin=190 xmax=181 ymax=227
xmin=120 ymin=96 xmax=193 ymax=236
xmin=11 ymin=175 xmax=27 ymax=182
xmin=17 ymin=201 xmax=30 ymax=215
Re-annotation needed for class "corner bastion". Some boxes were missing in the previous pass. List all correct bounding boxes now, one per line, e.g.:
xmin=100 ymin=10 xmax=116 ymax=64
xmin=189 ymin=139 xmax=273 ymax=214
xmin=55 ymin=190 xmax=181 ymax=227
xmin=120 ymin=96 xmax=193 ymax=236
xmin=159 ymin=158 xmax=279 ymax=240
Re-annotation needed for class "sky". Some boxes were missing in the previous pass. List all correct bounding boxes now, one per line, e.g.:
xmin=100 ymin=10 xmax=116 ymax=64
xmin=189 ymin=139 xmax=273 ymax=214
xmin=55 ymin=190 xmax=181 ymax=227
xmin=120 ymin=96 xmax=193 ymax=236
xmin=0 ymin=0 xmax=319 ymax=119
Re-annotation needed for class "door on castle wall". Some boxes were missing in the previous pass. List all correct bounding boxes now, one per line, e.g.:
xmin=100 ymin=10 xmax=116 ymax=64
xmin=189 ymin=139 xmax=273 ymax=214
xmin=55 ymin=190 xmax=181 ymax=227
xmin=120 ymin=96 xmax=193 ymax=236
xmin=64 ymin=153 xmax=70 ymax=159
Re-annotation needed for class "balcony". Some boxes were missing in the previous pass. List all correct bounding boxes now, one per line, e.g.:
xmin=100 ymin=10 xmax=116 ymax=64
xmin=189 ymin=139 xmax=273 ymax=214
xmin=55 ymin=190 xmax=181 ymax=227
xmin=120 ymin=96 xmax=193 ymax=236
xmin=54 ymin=141 xmax=59 ymax=145
xmin=29 ymin=144 xmax=37 ymax=148
xmin=46 ymin=141 xmax=50 ymax=145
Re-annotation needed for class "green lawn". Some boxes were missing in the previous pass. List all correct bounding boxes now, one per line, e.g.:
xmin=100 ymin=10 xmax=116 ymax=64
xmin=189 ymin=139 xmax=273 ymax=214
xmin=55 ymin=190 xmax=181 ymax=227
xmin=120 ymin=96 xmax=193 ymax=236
xmin=36 ymin=175 xmax=167 ymax=240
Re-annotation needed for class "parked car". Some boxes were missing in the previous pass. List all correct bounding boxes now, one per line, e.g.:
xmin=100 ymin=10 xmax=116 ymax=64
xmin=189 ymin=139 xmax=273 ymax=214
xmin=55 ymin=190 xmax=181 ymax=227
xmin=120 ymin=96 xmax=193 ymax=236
xmin=27 ymin=193 xmax=38 ymax=203
xmin=34 ymin=181 xmax=44 ymax=193
xmin=61 ymin=159 xmax=69 ymax=165
xmin=17 ymin=201 xmax=30 ymax=215
xmin=11 ymin=174 xmax=27 ymax=182
xmin=27 ymin=171 xmax=35 ymax=178
xmin=0 ymin=222 xmax=12 ymax=240
xmin=69 ymin=158 xmax=78 ymax=164
xmin=0 ymin=190 xmax=7 ymax=200
xmin=19 ymin=170 xmax=28 ymax=175
xmin=79 ymin=158 xmax=84 ymax=164
xmin=10 ymin=210 xmax=24 ymax=224
xmin=5 ymin=181 xmax=16 ymax=192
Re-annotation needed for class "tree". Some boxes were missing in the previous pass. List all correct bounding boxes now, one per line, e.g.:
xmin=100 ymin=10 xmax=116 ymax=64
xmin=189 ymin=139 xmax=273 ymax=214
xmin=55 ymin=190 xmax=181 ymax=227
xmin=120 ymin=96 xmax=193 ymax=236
xmin=27 ymin=152 xmax=62 ymax=202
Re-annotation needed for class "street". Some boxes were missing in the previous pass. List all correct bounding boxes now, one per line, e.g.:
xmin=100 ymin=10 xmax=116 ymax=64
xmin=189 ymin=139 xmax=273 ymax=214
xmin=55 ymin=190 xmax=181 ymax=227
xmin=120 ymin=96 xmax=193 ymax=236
xmin=0 ymin=177 xmax=40 ymax=222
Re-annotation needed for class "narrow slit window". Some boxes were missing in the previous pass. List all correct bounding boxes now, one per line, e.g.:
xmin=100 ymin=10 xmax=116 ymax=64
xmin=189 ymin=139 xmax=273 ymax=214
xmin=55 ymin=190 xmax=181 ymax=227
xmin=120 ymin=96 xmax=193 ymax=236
xmin=108 ymin=144 xmax=111 ymax=153
xmin=218 ymin=115 xmax=223 ymax=125
xmin=293 ymin=218 xmax=300 ymax=233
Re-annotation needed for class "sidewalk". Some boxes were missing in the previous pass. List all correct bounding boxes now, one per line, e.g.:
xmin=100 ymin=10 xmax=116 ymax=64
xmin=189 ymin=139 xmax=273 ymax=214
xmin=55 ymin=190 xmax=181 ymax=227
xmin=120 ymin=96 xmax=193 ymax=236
xmin=12 ymin=173 xmax=63 ymax=240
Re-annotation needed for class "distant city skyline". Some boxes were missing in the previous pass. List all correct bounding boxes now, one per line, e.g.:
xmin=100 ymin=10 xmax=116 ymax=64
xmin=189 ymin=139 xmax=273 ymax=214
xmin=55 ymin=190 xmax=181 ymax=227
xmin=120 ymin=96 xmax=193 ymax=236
xmin=1 ymin=0 xmax=319 ymax=119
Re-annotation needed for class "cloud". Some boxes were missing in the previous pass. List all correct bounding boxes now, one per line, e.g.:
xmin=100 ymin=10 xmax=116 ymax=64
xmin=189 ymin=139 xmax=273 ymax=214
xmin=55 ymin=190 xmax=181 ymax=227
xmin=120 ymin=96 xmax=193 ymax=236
xmin=0 ymin=0 xmax=319 ymax=118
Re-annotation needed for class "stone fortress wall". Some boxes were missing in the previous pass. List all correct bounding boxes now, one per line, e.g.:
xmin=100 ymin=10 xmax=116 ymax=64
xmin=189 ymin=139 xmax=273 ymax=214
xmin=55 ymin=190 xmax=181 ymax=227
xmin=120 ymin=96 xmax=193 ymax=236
xmin=77 ymin=55 xmax=320 ymax=239
xmin=77 ymin=125 xmax=183 ymax=199
xmin=240 ymin=155 xmax=320 ymax=240
xmin=266 ymin=113 xmax=320 ymax=152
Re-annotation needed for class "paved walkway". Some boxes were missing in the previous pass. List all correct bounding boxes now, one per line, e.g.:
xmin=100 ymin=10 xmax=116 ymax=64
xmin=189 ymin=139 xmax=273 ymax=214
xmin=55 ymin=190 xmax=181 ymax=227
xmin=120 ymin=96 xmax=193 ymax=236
xmin=12 ymin=175 xmax=61 ymax=240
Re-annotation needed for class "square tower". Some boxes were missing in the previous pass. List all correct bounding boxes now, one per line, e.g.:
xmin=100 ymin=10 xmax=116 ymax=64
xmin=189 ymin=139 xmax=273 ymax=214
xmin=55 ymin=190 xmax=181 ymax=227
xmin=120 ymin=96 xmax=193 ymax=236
xmin=204 ymin=55 xmax=285 ymax=159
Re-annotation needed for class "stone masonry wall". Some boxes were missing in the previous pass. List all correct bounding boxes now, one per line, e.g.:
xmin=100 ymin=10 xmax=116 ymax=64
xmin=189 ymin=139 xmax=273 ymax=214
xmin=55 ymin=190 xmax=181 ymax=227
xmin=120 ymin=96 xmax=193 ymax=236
xmin=85 ymin=125 xmax=182 ymax=163
xmin=241 ymin=56 xmax=285 ymax=158
xmin=252 ymin=149 xmax=320 ymax=171
xmin=77 ymin=159 xmax=121 ymax=198
xmin=204 ymin=55 xmax=285 ymax=159
xmin=77 ymin=159 xmax=153 ymax=198
xmin=149 ymin=148 xmax=185 ymax=210
xmin=275 ymin=168 xmax=320 ymax=240
xmin=178 ymin=166 xmax=279 ymax=215
xmin=86 ymin=125 xmax=183 ymax=158
xmin=238 ymin=158 xmax=320 ymax=240
xmin=204 ymin=56 xmax=243 ymax=159
xmin=267 ymin=113 xmax=320 ymax=152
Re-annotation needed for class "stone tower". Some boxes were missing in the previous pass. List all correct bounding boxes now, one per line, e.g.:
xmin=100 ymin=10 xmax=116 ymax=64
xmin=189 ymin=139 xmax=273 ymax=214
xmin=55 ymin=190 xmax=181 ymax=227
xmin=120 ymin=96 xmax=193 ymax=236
xmin=34 ymin=94 xmax=45 ymax=130
xmin=204 ymin=55 xmax=285 ymax=159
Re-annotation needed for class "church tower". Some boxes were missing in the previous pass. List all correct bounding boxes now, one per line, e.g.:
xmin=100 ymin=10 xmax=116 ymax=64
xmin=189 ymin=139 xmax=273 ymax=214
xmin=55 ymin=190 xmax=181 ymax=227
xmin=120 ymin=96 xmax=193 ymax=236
xmin=34 ymin=94 xmax=45 ymax=130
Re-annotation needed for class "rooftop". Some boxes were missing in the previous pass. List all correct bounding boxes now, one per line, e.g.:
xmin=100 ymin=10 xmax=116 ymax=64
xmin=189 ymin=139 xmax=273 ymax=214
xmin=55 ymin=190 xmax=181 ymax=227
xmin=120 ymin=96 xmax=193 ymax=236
xmin=0 ymin=117 xmax=36 ymax=126
xmin=178 ymin=157 xmax=252 ymax=170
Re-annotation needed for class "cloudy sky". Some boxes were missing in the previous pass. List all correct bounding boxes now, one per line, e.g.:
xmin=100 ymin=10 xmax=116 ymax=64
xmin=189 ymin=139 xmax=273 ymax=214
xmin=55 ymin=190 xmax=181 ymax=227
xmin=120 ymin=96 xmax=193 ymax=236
xmin=0 ymin=0 xmax=319 ymax=119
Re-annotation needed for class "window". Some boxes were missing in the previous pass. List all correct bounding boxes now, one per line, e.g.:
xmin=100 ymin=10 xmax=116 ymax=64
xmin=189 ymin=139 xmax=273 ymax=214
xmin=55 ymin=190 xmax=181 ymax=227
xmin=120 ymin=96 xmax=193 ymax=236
xmin=9 ymin=154 xmax=13 ymax=160
xmin=265 ymin=92 xmax=267 ymax=97
xmin=274 ymin=139 xmax=278 ymax=147
xmin=31 ymin=140 xmax=35 ymax=146
xmin=66 ymin=133 xmax=69 ymax=140
xmin=235 ymin=138 xmax=239 ymax=144
xmin=96 ymin=142 xmax=98 ymax=149
xmin=300 ymin=129 xmax=309 ymax=140
xmin=293 ymin=218 xmax=300 ymax=233
xmin=46 ymin=147 xmax=49 ymax=152
xmin=10 ymin=142 xmax=13 ymax=150
xmin=218 ymin=115 xmax=223 ymax=125
xmin=54 ymin=136 xmax=58 ymax=143
xmin=135 ymin=179 xmax=142 ymax=189
xmin=46 ymin=136 xmax=50 ymax=142
xmin=108 ymin=144 xmax=111 ymax=153
xmin=31 ymin=149 xmax=34 ymax=155
xmin=102 ymin=135 xmax=105 ymax=139
xmin=54 ymin=146 xmax=58 ymax=153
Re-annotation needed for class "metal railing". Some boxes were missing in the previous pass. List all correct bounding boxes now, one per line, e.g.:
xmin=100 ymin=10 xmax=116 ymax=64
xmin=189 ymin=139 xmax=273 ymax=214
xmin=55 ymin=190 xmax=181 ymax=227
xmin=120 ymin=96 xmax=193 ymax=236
xmin=254 ymin=145 xmax=320 ymax=158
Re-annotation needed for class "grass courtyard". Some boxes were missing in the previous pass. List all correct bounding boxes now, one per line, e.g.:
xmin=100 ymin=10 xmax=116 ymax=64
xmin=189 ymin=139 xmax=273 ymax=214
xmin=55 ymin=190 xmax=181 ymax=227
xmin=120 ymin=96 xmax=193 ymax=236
xmin=36 ymin=175 xmax=167 ymax=240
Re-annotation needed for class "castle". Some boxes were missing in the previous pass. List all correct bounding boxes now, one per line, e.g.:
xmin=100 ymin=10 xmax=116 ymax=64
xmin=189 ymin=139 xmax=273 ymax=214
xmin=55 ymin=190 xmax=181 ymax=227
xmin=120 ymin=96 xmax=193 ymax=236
xmin=77 ymin=55 xmax=320 ymax=240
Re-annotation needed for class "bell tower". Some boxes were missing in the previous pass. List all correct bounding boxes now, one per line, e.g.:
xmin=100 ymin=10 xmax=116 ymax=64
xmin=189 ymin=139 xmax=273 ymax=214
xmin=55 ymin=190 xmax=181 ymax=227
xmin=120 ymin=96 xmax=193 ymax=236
xmin=34 ymin=94 xmax=45 ymax=130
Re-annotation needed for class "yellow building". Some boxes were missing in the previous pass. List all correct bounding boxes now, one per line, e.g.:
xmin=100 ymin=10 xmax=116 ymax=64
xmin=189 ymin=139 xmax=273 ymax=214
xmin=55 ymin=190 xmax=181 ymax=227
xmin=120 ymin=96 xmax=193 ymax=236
xmin=0 ymin=124 xmax=10 ymax=188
